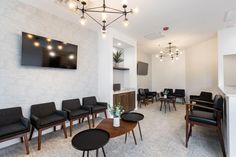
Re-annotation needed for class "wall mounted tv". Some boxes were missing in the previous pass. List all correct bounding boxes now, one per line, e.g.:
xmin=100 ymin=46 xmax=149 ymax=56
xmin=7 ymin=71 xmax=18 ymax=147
xmin=21 ymin=32 xmax=78 ymax=69
xmin=137 ymin=61 xmax=148 ymax=75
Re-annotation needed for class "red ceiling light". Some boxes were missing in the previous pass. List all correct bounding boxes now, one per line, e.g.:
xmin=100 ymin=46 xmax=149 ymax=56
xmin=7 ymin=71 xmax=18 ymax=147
xmin=163 ymin=27 xmax=169 ymax=31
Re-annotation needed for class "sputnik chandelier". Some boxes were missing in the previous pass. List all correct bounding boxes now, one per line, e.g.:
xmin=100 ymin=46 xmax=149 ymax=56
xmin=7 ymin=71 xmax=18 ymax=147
xmin=156 ymin=42 xmax=183 ymax=62
xmin=63 ymin=0 xmax=138 ymax=37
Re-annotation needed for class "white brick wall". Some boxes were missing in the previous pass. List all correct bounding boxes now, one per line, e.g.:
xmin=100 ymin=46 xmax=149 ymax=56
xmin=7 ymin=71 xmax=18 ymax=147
xmin=0 ymin=0 xmax=99 ymax=147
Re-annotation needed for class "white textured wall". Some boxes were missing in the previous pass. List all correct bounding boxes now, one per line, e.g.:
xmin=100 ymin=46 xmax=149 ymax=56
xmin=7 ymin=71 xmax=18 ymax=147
xmin=151 ymin=53 xmax=186 ymax=93
xmin=186 ymin=37 xmax=218 ymax=96
xmin=224 ymin=55 xmax=236 ymax=86
xmin=137 ymin=50 xmax=152 ymax=89
xmin=0 ymin=0 xmax=98 ymax=147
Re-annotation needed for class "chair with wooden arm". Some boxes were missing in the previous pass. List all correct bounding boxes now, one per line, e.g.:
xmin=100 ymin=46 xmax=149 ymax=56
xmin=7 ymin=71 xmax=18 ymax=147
xmin=185 ymin=95 xmax=226 ymax=157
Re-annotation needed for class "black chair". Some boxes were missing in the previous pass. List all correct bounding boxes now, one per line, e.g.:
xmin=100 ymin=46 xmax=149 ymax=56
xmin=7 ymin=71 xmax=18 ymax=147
xmin=144 ymin=89 xmax=158 ymax=102
xmin=160 ymin=88 xmax=174 ymax=98
xmin=186 ymin=95 xmax=226 ymax=157
xmin=29 ymin=102 xmax=67 ymax=150
xmin=173 ymin=89 xmax=186 ymax=104
xmin=0 ymin=107 xmax=30 ymax=155
xmin=62 ymin=99 xmax=91 ymax=137
xmin=138 ymin=89 xmax=148 ymax=107
xmin=82 ymin=96 xmax=107 ymax=127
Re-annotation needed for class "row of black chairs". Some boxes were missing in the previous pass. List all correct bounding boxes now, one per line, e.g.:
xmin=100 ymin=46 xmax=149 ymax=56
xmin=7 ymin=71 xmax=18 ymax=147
xmin=137 ymin=88 xmax=158 ymax=107
xmin=0 ymin=96 xmax=108 ymax=155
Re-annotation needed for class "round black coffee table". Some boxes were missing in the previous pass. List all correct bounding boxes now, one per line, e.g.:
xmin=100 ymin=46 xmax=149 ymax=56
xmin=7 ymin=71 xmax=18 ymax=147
xmin=121 ymin=112 xmax=144 ymax=142
xmin=72 ymin=129 xmax=110 ymax=157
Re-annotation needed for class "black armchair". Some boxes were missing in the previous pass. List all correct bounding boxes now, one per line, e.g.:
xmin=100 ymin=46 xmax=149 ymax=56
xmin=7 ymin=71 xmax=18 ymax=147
xmin=173 ymin=89 xmax=186 ymax=104
xmin=138 ymin=88 xmax=148 ymax=108
xmin=186 ymin=95 xmax=226 ymax=157
xmin=144 ymin=88 xmax=158 ymax=102
xmin=29 ymin=102 xmax=67 ymax=150
xmin=0 ymin=107 xmax=30 ymax=155
xmin=62 ymin=99 xmax=91 ymax=136
xmin=82 ymin=96 xmax=107 ymax=127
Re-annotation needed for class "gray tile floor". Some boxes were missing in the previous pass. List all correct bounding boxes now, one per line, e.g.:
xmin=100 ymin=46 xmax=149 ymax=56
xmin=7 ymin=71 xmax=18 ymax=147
xmin=0 ymin=102 xmax=223 ymax=157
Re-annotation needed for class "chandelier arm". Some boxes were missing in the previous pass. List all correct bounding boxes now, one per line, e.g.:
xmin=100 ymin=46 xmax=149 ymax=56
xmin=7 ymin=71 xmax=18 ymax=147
xmin=85 ymin=10 xmax=124 ymax=14
xmin=106 ymin=7 xmax=124 ymax=13
xmin=85 ymin=6 xmax=104 ymax=11
xmin=85 ymin=12 xmax=103 ymax=27
xmin=106 ymin=14 xmax=124 ymax=27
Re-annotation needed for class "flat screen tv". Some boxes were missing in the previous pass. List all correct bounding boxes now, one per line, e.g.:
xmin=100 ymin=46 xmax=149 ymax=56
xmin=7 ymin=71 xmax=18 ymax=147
xmin=137 ymin=61 xmax=148 ymax=75
xmin=21 ymin=32 xmax=78 ymax=69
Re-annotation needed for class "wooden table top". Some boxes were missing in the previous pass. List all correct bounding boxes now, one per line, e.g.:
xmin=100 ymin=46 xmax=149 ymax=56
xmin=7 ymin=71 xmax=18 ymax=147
xmin=96 ymin=118 xmax=137 ymax=138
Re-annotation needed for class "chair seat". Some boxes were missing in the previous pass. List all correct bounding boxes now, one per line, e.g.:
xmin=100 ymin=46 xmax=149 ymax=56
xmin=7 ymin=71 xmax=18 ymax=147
xmin=92 ymin=105 xmax=107 ymax=113
xmin=0 ymin=122 xmax=28 ymax=139
xmin=40 ymin=114 xmax=65 ymax=128
xmin=189 ymin=110 xmax=217 ymax=125
xmin=70 ymin=109 xmax=90 ymax=119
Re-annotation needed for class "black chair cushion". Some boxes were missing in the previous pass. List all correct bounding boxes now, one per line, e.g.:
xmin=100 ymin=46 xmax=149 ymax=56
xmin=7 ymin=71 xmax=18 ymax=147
xmin=0 ymin=122 xmax=28 ymax=140
xmin=70 ymin=109 xmax=90 ymax=119
xmin=199 ymin=92 xmax=213 ymax=101
xmin=0 ymin=107 xmax=22 ymax=126
xmin=189 ymin=110 xmax=217 ymax=126
xmin=31 ymin=102 xmax=56 ymax=118
xmin=39 ymin=113 xmax=65 ymax=128
xmin=174 ymin=89 xmax=185 ymax=97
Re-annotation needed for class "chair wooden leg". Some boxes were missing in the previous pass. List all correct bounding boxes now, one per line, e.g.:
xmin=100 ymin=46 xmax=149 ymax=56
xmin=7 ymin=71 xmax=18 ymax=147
xmin=82 ymin=117 xmax=85 ymax=123
xmin=87 ymin=116 xmax=91 ymax=129
xmin=104 ymin=110 xmax=107 ymax=119
xmin=125 ymin=133 xmax=127 ymax=144
xmin=217 ymin=126 xmax=226 ymax=157
xmin=38 ymin=129 xmax=42 ymax=150
xmin=96 ymin=149 xmax=99 ymax=157
xmin=70 ymin=120 xmax=73 ymax=137
xmin=53 ymin=126 xmax=56 ymax=132
xmin=23 ymin=134 xmax=30 ymax=155
xmin=62 ymin=122 xmax=67 ymax=138
xmin=92 ymin=114 xmax=95 ymax=127
xmin=29 ymin=127 xmax=34 ymax=141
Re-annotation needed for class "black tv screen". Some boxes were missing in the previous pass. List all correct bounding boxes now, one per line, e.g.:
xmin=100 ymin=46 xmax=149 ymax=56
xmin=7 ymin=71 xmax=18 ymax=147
xmin=137 ymin=61 xmax=148 ymax=75
xmin=21 ymin=32 xmax=78 ymax=69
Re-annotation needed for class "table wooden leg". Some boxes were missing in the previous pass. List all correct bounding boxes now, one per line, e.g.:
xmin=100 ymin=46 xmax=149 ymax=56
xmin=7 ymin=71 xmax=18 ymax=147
xmin=164 ymin=101 xmax=167 ymax=113
xmin=96 ymin=149 xmax=99 ymax=157
xmin=82 ymin=151 xmax=85 ymax=157
xmin=138 ymin=122 xmax=143 ymax=141
xmin=125 ymin=133 xmax=127 ymax=144
xmin=132 ymin=130 xmax=137 ymax=145
xmin=160 ymin=101 xmax=163 ymax=111
xmin=87 ymin=151 xmax=89 ymax=157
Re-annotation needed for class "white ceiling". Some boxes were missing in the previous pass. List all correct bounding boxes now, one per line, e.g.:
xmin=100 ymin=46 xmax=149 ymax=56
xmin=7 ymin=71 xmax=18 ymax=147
xmin=19 ymin=0 xmax=236 ymax=54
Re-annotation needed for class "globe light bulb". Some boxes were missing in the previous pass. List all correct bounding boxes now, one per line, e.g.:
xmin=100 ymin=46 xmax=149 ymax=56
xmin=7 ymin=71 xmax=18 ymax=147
xmin=47 ymin=45 xmax=53 ymax=50
xmin=155 ymin=54 xmax=159 ymax=58
xmin=123 ymin=18 xmax=129 ymax=27
xmin=68 ymin=0 xmax=77 ymax=10
xmin=80 ymin=15 xmax=87 ymax=25
xmin=122 ymin=0 xmax=128 ymax=5
xmin=133 ymin=7 xmax=139 ymax=14
xmin=102 ymin=13 xmax=107 ymax=21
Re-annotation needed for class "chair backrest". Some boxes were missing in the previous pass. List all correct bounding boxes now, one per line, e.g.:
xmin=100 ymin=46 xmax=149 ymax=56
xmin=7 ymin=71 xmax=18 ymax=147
xmin=144 ymin=89 xmax=149 ymax=94
xmin=164 ymin=88 xmax=173 ymax=95
xmin=175 ymin=89 xmax=185 ymax=96
xmin=31 ymin=102 xmax=56 ymax=118
xmin=213 ymin=95 xmax=224 ymax=110
xmin=62 ymin=99 xmax=81 ymax=111
xmin=200 ymin=92 xmax=213 ymax=101
xmin=83 ymin=96 xmax=97 ymax=106
xmin=0 ymin=107 xmax=23 ymax=126
xmin=138 ymin=88 xmax=146 ymax=96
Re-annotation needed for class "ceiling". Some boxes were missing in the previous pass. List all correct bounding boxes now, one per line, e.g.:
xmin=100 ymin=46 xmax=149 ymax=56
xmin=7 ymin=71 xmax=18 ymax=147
xmin=19 ymin=0 xmax=236 ymax=54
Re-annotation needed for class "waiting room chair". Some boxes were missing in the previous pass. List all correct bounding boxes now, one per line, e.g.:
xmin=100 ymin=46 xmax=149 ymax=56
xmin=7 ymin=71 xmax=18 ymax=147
xmin=62 ymin=99 xmax=91 ymax=137
xmin=173 ymin=89 xmax=186 ymax=104
xmin=186 ymin=95 xmax=226 ymax=157
xmin=82 ymin=96 xmax=107 ymax=127
xmin=29 ymin=102 xmax=67 ymax=150
xmin=0 ymin=107 xmax=30 ymax=155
